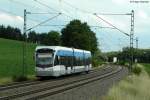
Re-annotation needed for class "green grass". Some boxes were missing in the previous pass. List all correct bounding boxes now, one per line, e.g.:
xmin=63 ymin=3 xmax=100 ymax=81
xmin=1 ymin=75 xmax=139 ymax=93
xmin=0 ymin=38 xmax=36 ymax=78
xmin=142 ymin=63 xmax=150 ymax=75
xmin=103 ymin=64 xmax=150 ymax=100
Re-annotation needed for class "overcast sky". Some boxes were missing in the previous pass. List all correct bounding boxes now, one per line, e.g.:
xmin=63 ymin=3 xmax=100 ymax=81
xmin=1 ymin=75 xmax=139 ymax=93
xmin=0 ymin=0 xmax=150 ymax=52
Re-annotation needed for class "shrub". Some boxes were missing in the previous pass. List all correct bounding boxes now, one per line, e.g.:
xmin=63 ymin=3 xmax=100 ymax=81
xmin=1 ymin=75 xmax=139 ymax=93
xmin=12 ymin=75 xmax=28 ymax=82
xmin=132 ymin=66 xmax=142 ymax=75
xmin=103 ymin=66 xmax=150 ymax=100
xmin=92 ymin=58 xmax=99 ymax=67
xmin=92 ymin=57 xmax=104 ymax=67
xmin=118 ymin=61 xmax=126 ymax=65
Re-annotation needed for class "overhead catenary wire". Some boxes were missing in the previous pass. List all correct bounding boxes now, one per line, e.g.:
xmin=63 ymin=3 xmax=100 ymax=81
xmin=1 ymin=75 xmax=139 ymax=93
xmin=27 ymin=13 xmax=61 ymax=31
xmin=41 ymin=24 xmax=115 ymax=29
xmin=95 ymin=13 xmax=131 ymax=16
xmin=27 ymin=12 xmax=60 ymax=14
xmin=34 ymin=0 xmax=128 ymax=33
xmin=8 ymin=0 xmax=41 ymax=10
xmin=5 ymin=0 xmax=133 ymax=34
xmin=59 ymin=0 xmax=77 ymax=19
xmin=0 ymin=8 xmax=41 ymax=24
xmin=4 ymin=0 xmax=58 ymax=24
xmin=0 ymin=3 xmax=73 ymax=30
xmin=8 ymin=0 xmax=61 ymax=19
xmin=5 ymin=0 xmax=131 ymax=36
xmin=4 ymin=0 xmax=132 ymax=52
xmin=34 ymin=0 xmax=60 ymax=13
xmin=61 ymin=0 xmax=131 ymax=39
xmin=96 ymin=28 xmax=128 ymax=51
xmin=94 ymin=13 xmax=130 ymax=36
xmin=62 ymin=0 xmax=92 ymax=14
xmin=33 ymin=0 xmax=76 ymax=20
xmin=59 ymin=0 xmax=132 ymax=37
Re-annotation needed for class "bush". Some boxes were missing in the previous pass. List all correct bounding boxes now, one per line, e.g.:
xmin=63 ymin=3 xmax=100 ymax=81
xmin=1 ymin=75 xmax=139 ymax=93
xmin=103 ymin=70 xmax=150 ymax=100
xmin=12 ymin=75 xmax=28 ymax=82
xmin=132 ymin=66 xmax=142 ymax=75
xmin=117 ymin=61 xmax=126 ymax=65
xmin=92 ymin=59 xmax=99 ymax=67
xmin=92 ymin=58 xmax=103 ymax=67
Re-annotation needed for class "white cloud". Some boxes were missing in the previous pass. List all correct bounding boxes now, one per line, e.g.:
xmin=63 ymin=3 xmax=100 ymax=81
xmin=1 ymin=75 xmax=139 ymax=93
xmin=137 ymin=10 xmax=148 ymax=19
xmin=0 ymin=12 xmax=23 ymax=24
xmin=15 ymin=16 xmax=24 ymax=22
xmin=0 ymin=13 xmax=14 ymax=22
xmin=135 ymin=10 xmax=150 ymax=33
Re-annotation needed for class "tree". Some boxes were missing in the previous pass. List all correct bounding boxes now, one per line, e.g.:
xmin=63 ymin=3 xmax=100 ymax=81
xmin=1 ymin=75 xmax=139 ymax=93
xmin=61 ymin=20 xmax=98 ymax=54
xmin=47 ymin=31 xmax=61 ymax=46
xmin=36 ymin=31 xmax=61 ymax=46
xmin=28 ymin=31 xmax=37 ymax=43
xmin=0 ymin=25 xmax=22 ymax=41
xmin=13 ymin=28 xmax=22 ymax=40
xmin=0 ymin=25 xmax=5 ymax=38
xmin=37 ymin=33 xmax=48 ymax=45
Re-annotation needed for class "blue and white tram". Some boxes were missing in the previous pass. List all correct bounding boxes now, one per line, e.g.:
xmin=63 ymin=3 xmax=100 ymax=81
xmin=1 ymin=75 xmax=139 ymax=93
xmin=35 ymin=46 xmax=92 ymax=77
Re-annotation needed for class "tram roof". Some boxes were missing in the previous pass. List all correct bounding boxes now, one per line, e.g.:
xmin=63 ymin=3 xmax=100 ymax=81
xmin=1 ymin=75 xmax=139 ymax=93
xmin=35 ymin=46 xmax=91 ymax=54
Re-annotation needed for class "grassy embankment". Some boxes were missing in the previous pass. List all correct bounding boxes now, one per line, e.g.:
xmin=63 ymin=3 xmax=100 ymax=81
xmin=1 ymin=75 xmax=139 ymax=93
xmin=0 ymin=38 xmax=36 ymax=84
xmin=0 ymin=38 xmax=107 ymax=84
xmin=103 ymin=63 xmax=150 ymax=100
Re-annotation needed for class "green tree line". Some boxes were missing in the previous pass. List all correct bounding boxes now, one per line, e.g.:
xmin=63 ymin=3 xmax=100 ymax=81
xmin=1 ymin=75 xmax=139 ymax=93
xmin=0 ymin=20 xmax=99 ymax=55
xmin=106 ymin=47 xmax=150 ymax=63
xmin=0 ymin=25 xmax=23 ymax=41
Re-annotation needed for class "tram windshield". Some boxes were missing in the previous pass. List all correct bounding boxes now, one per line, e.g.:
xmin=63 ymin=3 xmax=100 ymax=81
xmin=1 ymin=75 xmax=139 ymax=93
xmin=36 ymin=49 xmax=54 ymax=66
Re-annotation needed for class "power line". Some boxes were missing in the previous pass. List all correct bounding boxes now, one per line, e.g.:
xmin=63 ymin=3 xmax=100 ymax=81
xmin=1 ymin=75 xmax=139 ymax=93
xmin=90 ymin=26 xmax=115 ymax=29
xmin=33 ymin=0 xmax=76 ymax=20
xmin=61 ymin=13 xmax=75 ymax=20
xmin=41 ymin=24 xmax=114 ymax=28
xmin=59 ymin=0 xmax=77 ymax=19
xmin=94 ymin=13 xmax=129 ymax=36
xmin=34 ymin=0 xmax=60 ymax=13
xmin=0 ymin=8 xmax=41 ymax=24
xmin=8 ymin=0 xmax=38 ymax=9
xmin=60 ymin=1 xmax=131 ymax=36
xmin=62 ymin=0 xmax=92 ymax=14
xmin=8 ymin=0 xmax=61 ymax=19
xmin=95 ymin=13 xmax=131 ymax=16
xmin=96 ymin=28 xmax=128 ymax=51
xmin=27 ymin=13 xmax=61 ymax=31
xmin=27 ymin=12 xmax=59 ymax=14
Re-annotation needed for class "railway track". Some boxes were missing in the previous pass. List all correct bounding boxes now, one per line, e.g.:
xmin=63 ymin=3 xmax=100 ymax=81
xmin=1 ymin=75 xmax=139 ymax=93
xmin=0 ymin=65 xmax=120 ymax=100
xmin=0 ymin=65 xmax=112 ymax=91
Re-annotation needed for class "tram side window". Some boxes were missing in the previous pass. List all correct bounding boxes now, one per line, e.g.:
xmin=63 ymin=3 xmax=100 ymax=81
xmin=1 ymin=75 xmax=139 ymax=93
xmin=73 ymin=56 xmax=76 ymax=66
xmin=73 ymin=56 xmax=84 ymax=66
xmin=60 ymin=56 xmax=65 ymax=65
xmin=75 ymin=56 xmax=80 ymax=66
xmin=59 ymin=56 xmax=73 ymax=67
xmin=87 ymin=58 xmax=90 ymax=65
xmin=54 ymin=56 xmax=59 ymax=66
xmin=85 ymin=55 xmax=91 ymax=65
xmin=67 ymin=56 xmax=73 ymax=66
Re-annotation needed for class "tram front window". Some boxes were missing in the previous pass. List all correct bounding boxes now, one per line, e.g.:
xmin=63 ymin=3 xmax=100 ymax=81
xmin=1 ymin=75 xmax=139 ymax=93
xmin=37 ymin=55 xmax=53 ymax=65
xmin=36 ymin=52 xmax=54 ymax=67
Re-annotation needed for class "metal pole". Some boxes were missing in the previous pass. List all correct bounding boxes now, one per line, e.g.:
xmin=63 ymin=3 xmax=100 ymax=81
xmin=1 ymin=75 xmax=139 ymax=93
xmin=130 ymin=10 xmax=134 ymax=71
xmin=136 ymin=37 xmax=138 ymax=49
xmin=135 ymin=37 xmax=138 ymax=63
xmin=23 ymin=9 xmax=27 ymax=77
